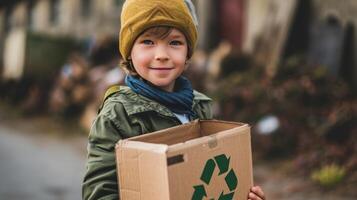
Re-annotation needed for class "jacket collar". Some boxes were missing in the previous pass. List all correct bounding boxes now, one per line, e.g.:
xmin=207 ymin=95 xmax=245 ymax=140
xmin=117 ymin=86 xmax=211 ymax=118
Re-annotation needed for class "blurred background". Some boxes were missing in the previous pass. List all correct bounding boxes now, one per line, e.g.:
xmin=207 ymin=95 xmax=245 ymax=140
xmin=0 ymin=0 xmax=356 ymax=199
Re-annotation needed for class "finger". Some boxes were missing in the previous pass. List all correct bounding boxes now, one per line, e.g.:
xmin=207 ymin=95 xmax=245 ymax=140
xmin=248 ymin=192 xmax=263 ymax=200
xmin=251 ymin=186 xmax=265 ymax=199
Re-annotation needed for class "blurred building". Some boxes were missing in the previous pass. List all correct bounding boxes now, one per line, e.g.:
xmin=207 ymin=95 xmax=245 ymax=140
xmin=310 ymin=0 xmax=357 ymax=89
xmin=196 ymin=0 xmax=356 ymax=90
xmin=0 ymin=0 xmax=122 ymax=80
xmin=0 ymin=0 xmax=356 ymax=89
xmin=0 ymin=0 xmax=121 ymax=38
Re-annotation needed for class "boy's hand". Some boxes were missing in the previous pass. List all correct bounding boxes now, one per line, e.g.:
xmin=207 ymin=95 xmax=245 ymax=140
xmin=248 ymin=186 xmax=266 ymax=200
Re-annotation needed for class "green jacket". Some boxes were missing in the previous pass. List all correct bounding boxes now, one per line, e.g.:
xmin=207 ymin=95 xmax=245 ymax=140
xmin=82 ymin=86 xmax=213 ymax=200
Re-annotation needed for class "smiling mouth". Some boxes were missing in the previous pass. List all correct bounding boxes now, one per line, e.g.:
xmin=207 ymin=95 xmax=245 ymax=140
xmin=149 ymin=67 xmax=173 ymax=70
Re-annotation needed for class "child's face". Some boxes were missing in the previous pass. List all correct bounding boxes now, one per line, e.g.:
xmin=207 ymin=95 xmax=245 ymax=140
xmin=130 ymin=28 xmax=188 ymax=92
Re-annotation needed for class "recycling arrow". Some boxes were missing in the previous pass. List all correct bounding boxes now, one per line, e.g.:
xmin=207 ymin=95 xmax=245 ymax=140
xmin=192 ymin=154 xmax=238 ymax=200
xmin=214 ymin=154 xmax=231 ymax=175
xmin=192 ymin=185 xmax=207 ymax=200
xmin=225 ymin=169 xmax=238 ymax=191
xmin=200 ymin=159 xmax=216 ymax=184
xmin=218 ymin=191 xmax=235 ymax=200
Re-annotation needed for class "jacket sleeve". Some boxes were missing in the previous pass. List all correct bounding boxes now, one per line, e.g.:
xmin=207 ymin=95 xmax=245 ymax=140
xmin=196 ymin=100 xmax=214 ymax=120
xmin=202 ymin=100 xmax=214 ymax=119
xmin=82 ymin=114 xmax=122 ymax=200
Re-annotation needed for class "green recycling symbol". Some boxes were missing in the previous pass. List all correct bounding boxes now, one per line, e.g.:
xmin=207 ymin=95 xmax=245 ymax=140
xmin=192 ymin=154 xmax=238 ymax=200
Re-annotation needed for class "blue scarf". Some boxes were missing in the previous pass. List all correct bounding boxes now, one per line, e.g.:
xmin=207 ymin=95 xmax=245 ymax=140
xmin=125 ymin=75 xmax=196 ymax=118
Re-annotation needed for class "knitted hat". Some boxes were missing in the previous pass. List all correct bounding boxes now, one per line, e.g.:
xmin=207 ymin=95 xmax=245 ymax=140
xmin=119 ymin=0 xmax=198 ymax=61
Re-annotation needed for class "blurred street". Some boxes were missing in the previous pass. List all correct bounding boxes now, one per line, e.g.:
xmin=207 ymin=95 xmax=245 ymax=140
xmin=0 ymin=114 xmax=87 ymax=200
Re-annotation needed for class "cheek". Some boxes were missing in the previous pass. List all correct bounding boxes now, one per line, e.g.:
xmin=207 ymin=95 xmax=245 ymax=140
xmin=171 ymin=48 xmax=188 ymax=64
xmin=174 ymin=53 xmax=188 ymax=66
xmin=131 ymin=49 xmax=151 ymax=66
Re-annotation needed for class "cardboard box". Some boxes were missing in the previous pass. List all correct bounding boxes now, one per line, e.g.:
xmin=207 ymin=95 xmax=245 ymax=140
xmin=115 ymin=120 xmax=253 ymax=200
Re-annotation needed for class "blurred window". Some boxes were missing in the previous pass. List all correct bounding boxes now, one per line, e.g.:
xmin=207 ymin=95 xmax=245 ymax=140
xmin=50 ymin=0 xmax=60 ymax=25
xmin=4 ymin=6 xmax=13 ymax=33
xmin=81 ymin=0 xmax=92 ymax=18
xmin=27 ymin=0 xmax=36 ymax=30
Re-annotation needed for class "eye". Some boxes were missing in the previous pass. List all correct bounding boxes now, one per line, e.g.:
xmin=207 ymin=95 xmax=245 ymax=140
xmin=170 ymin=40 xmax=184 ymax=46
xmin=142 ymin=39 xmax=154 ymax=45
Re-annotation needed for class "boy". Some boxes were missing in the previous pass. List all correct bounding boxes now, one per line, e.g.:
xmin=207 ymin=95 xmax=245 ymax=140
xmin=82 ymin=0 xmax=265 ymax=199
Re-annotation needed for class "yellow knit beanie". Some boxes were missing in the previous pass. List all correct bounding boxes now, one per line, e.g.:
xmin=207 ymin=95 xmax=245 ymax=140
xmin=119 ymin=0 xmax=198 ymax=61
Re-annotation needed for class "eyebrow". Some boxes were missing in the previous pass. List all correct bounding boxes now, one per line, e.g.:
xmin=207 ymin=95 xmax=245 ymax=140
xmin=141 ymin=33 xmax=152 ymax=37
xmin=141 ymin=33 xmax=184 ymax=38
xmin=139 ymin=32 xmax=185 ymax=40
xmin=169 ymin=34 xmax=185 ymax=39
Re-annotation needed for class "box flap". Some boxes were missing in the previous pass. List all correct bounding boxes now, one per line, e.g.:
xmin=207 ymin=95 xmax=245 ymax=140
xmin=167 ymin=121 xmax=249 ymax=152
xmin=116 ymin=140 xmax=170 ymax=199
xmin=125 ymin=120 xmax=201 ymax=145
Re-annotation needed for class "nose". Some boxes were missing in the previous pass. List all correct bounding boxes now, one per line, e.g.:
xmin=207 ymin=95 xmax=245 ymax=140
xmin=154 ymin=44 xmax=169 ymax=61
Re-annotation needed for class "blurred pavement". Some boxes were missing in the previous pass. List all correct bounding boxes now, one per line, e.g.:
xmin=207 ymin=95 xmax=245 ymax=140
xmin=0 ymin=118 xmax=87 ymax=200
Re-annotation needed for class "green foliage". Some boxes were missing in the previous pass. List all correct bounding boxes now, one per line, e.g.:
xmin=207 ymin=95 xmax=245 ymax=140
xmin=311 ymin=164 xmax=346 ymax=187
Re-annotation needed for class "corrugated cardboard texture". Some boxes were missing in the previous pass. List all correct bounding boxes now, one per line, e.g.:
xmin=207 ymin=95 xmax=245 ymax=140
xmin=116 ymin=120 xmax=253 ymax=200
xmin=116 ymin=141 xmax=170 ymax=199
